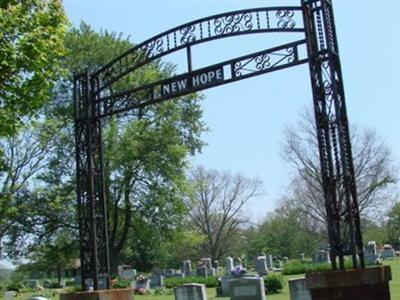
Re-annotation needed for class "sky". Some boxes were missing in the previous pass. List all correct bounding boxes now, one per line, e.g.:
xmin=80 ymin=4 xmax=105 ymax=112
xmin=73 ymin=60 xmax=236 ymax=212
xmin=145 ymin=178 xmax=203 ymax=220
xmin=62 ymin=0 xmax=400 ymax=222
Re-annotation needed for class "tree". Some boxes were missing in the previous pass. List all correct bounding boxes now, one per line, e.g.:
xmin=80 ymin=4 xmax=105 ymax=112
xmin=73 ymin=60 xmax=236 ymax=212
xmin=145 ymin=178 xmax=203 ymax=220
xmin=187 ymin=167 xmax=263 ymax=260
xmin=387 ymin=202 xmax=400 ymax=247
xmin=0 ymin=0 xmax=68 ymax=137
xmin=247 ymin=203 xmax=324 ymax=259
xmin=282 ymin=109 xmax=397 ymax=226
xmin=0 ymin=118 xmax=64 ymax=256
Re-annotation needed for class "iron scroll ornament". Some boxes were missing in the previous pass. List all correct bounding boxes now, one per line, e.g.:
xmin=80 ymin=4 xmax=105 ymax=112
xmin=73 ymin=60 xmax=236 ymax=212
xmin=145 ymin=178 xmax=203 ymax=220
xmin=92 ymin=7 xmax=304 ymax=94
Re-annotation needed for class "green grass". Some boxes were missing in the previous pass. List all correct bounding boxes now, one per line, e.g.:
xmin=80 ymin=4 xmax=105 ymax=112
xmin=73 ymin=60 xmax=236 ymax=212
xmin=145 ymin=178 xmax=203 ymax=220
xmin=2 ymin=259 xmax=400 ymax=300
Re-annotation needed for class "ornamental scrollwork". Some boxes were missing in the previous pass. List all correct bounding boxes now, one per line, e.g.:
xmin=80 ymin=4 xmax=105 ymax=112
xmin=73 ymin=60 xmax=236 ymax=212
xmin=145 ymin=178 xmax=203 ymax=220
xmin=276 ymin=10 xmax=296 ymax=29
xmin=180 ymin=24 xmax=197 ymax=44
xmin=214 ymin=12 xmax=253 ymax=35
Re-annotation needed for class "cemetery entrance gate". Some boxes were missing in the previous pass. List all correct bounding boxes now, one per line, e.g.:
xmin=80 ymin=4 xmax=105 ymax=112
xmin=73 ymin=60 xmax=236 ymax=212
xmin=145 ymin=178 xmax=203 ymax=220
xmin=74 ymin=0 xmax=365 ymax=290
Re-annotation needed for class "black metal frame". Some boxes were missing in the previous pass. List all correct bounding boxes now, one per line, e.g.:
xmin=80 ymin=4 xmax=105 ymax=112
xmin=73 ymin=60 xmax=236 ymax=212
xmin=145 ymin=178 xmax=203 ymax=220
xmin=74 ymin=0 xmax=364 ymax=290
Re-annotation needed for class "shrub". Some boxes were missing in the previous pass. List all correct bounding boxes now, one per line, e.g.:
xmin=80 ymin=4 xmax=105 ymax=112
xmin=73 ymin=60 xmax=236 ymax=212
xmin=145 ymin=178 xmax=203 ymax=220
xmin=282 ymin=259 xmax=354 ymax=275
xmin=264 ymin=274 xmax=283 ymax=294
xmin=111 ymin=277 xmax=132 ymax=289
xmin=6 ymin=281 xmax=24 ymax=292
xmin=164 ymin=276 xmax=218 ymax=288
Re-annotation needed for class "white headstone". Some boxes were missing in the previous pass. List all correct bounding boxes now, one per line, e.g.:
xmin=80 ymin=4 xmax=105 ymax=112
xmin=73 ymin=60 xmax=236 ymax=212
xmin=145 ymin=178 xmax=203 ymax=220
xmin=226 ymin=256 xmax=234 ymax=274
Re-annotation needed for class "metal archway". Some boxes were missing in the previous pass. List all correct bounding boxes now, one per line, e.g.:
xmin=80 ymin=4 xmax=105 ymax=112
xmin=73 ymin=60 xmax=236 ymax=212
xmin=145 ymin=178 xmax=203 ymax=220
xmin=74 ymin=0 xmax=364 ymax=290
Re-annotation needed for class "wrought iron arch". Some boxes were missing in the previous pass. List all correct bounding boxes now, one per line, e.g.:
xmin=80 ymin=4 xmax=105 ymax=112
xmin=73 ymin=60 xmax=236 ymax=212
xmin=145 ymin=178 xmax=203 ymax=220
xmin=74 ymin=0 xmax=365 ymax=291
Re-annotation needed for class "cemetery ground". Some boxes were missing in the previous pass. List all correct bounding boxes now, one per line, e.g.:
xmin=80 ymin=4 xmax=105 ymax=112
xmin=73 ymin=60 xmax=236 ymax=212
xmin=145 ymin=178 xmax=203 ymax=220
xmin=2 ymin=258 xmax=400 ymax=300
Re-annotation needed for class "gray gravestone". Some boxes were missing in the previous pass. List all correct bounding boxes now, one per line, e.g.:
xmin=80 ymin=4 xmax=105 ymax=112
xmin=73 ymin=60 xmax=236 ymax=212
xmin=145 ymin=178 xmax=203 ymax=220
xmin=229 ymin=277 xmax=265 ymax=300
xmin=121 ymin=268 xmax=137 ymax=280
xmin=150 ymin=274 xmax=164 ymax=288
xmin=212 ymin=260 xmax=219 ymax=269
xmin=365 ymin=241 xmax=378 ymax=264
xmin=196 ymin=266 xmax=208 ymax=277
xmin=182 ymin=260 xmax=192 ymax=275
xmin=174 ymin=283 xmax=207 ymax=300
xmin=299 ymin=253 xmax=305 ymax=262
xmin=381 ymin=245 xmax=395 ymax=259
xmin=312 ymin=250 xmax=330 ymax=264
xmin=288 ymin=278 xmax=311 ymax=300
xmin=24 ymin=280 xmax=39 ymax=289
xmin=165 ymin=268 xmax=176 ymax=275
xmin=220 ymin=276 xmax=234 ymax=297
xmin=266 ymin=255 xmax=273 ymax=269
xmin=226 ymin=256 xmax=234 ymax=274
xmin=135 ymin=279 xmax=150 ymax=290
xmin=201 ymin=258 xmax=212 ymax=269
xmin=255 ymin=256 xmax=268 ymax=276
xmin=283 ymin=257 xmax=289 ymax=264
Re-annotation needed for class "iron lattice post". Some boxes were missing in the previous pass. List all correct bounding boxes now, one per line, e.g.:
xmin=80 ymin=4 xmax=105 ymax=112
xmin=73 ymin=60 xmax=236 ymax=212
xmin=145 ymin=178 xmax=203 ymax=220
xmin=301 ymin=0 xmax=365 ymax=269
xmin=74 ymin=73 xmax=110 ymax=290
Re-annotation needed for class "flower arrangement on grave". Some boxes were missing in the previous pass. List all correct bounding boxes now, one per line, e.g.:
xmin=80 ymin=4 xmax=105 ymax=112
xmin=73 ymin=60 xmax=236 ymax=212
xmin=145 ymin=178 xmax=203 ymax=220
xmin=134 ymin=287 xmax=146 ymax=295
xmin=231 ymin=265 xmax=247 ymax=277
xmin=135 ymin=274 xmax=149 ymax=283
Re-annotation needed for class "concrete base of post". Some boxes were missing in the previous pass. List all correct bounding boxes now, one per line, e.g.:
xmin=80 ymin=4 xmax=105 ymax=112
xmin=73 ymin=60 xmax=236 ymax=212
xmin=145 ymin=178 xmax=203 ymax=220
xmin=305 ymin=265 xmax=392 ymax=300
xmin=60 ymin=288 xmax=134 ymax=300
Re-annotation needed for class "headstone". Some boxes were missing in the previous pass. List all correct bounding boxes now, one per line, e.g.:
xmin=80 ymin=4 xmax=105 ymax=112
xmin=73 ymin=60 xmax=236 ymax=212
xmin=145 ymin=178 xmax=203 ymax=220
xmin=212 ymin=260 xmax=219 ymax=269
xmin=266 ymin=254 xmax=273 ymax=269
xmin=226 ymin=256 xmax=234 ymax=274
xmin=207 ymin=267 xmax=216 ymax=276
xmin=365 ymin=241 xmax=378 ymax=264
xmin=196 ymin=266 xmax=208 ymax=277
xmin=26 ymin=297 xmax=49 ymax=300
xmin=165 ymin=273 xmax=185 ymax=279
xmin=312 ymin=250 xmax=330 ymax=264
xmin=381 ymin=244 xmax=395 ymax=259
xmin=74 ymin=275 xmax=81 ymax=285
xmin=165 ymin=268 xmax=176 ymax=275
xmin=200 ymin=258 xmax=212 ymax=269
xmin=220 ymin=276 xmax=234 ymax=297
xmin=182 ymin=260 xmax=192 ymax=275
xmin=24 ymin=280 xmax=39 ymax=289
xmin=4 ymin=291 xmax=16 ymax=300
xmin=255 ymin=256 xmax=268 ymax=276
xmin=150 ymin=274 xmax=164 ymax=288
xmin=121 ymin=268 xmax=137 ymax=280
xmin=135 ymin=278 xmax=150 ymax=290
xmin=229 ymin=277 xmax=265 ymax=300
xmin=283 ymin=257 xmax=289 ymax=264
xmin=299 ymin=253 xmax=305 ymax=262
xmin=174 ymin=283 xmax=207 ymax=300
xmin=288 ymin=277 xmax=312 ymax=300
xmin=60 ymin=279 xmax=66 ymax=288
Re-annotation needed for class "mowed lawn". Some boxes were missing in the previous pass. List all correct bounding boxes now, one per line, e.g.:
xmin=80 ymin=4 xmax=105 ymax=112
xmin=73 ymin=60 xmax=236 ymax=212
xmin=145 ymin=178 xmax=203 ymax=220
xmin=3 ymin=259 xmax=400 ymax=300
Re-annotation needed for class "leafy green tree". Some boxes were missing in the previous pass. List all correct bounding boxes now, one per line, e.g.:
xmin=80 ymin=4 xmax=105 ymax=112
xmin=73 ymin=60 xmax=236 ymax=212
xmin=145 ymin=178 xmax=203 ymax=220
xmin=387 ymin=202 xmax=400 ymax=247
xmin=28 ymin=23 xmax=205 ymax=273
xmin=0 ymin=0 xmax=68 ymax=137
xmin=248 ymin=204 xmax=324 ymax=258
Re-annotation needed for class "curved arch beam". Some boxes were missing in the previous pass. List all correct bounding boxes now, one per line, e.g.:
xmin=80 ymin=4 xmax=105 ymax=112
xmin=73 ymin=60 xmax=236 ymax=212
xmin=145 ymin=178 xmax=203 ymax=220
xmin=93 ymin=6 xmax=304 ymax=93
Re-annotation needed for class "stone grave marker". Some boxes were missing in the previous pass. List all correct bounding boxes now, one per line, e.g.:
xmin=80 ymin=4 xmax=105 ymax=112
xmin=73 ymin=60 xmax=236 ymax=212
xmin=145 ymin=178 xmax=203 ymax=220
xmin=4 ymin=291 xmax=16 ymax=300
xmin=226 ymin=256 xmax=234 ymax=274
xmin=121 ymin=268 xmax=137 ymax=280
xmin=201 ymin=258 xmax=212 ymax=269
xmin=283 ymin=257 xmax=289 ymax=264
xmin=150 ymin=274 xmax=164 ymax=288
xmin=229 ymin=277 xmax=265 ymax=300
xmin=212 ymin=260 xmax=219 ymax=269
xmin=24 ymin=280 xmax=39 ymax=289
xmin=381 ymin=244 xmax=395 ymax=259
xmin=182 ymin=260 xmax=192 ymax=275
xmin=196 ymin=266 xmax=208 ymax=277
xmin=365 ymin=241 xmax=378 ymax=264
xmin=266 ymin=255 xmax=273 ymax=269
xmin=312 ymin=250 xmax=330 ymax=264
xmin=288 ymin=277 xmax=311 ymax=300
xmin=255 ymin=256 xmax=268 ymax=276
xmin=174 ymin=283 xmax=207 ymax=300
xmin=299 ymin=253 xmax=305 ymax=262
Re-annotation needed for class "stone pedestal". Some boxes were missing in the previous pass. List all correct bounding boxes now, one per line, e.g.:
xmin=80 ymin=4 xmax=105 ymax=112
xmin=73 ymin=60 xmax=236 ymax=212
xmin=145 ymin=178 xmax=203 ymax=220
xmin=60 ymin=288 xmax=134 ymax=300
xmin=305 ymin=266 xmax=391 ymax=300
